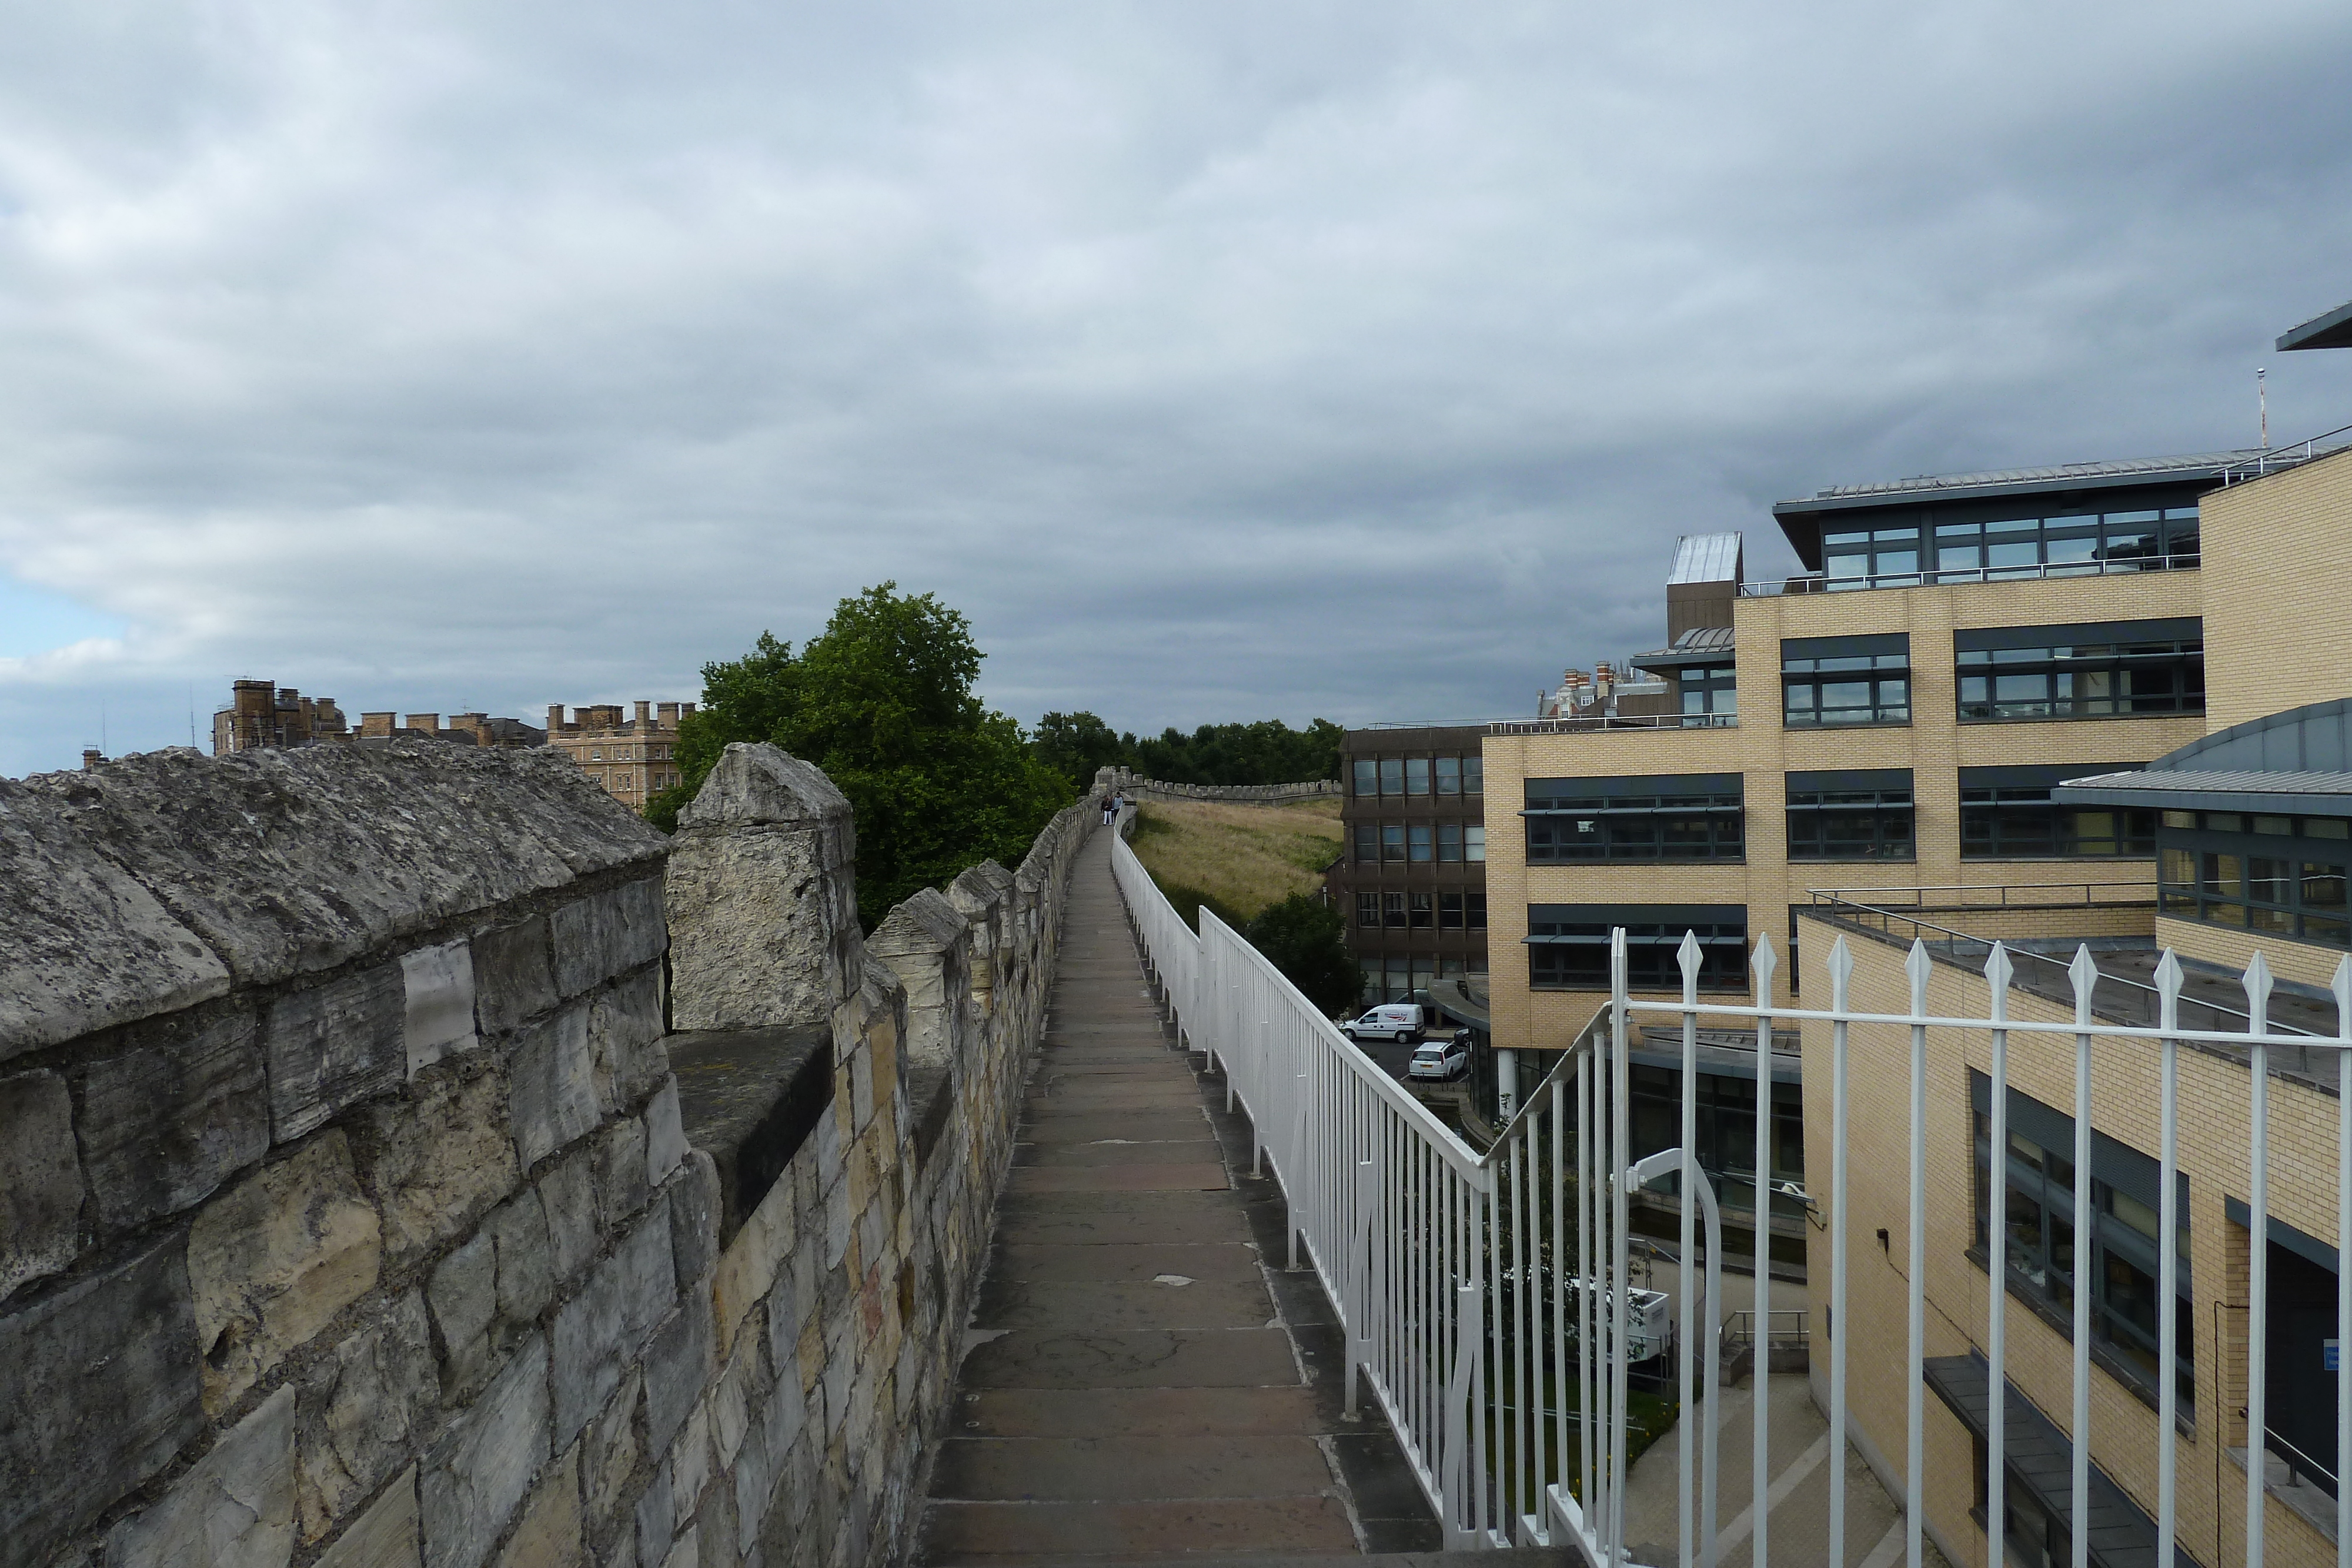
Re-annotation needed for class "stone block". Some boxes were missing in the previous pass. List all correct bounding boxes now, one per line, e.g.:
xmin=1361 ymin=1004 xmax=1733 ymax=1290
xmin=79 ymin=1007 xmax=268 ymax=1231
xmin=645 ymin=1078 xmax=687 ymax=1186
xmin=428 ymin=1230 xmax=498 ymax=1400
xmin=512 ymin=1005 xmax=599 ymax=1171
xmin=633 ymin=1463 xmax=674 ymax=1568
xmin=537 ymin=1152 xmax=599 ymax=1283
xmin=295 ymin=1289 xmax=435 ymax=1542
xmin=669 ymin=1406 xmax=713 ymax=1519
xmin=0 ymin=770 xmax=230 ymax=1061
xmin=0 ymin=1068 xmax=83 ymax=1300
xmin=659 ymin=1524 xmax=699 ymax=1568
xmin=551 ymin=1205 xmax=675 ymax=1449
xmin=419 ymin=1331 xmax=549 ymax=1568
xmin=589 ymin=970 xmax=667 ymax=1115
xmin=580 ymin=1368 xmax=642 ymax=1539
xmin=707 ymin=1330 xmax=770 ymax=1473
xmin=550 ymin=877 xmax=667 ymax=1000
xmin=730 ymin=1422 xmax=774 ymax=1558
xmin=643 ymin=1288 xmax=715 ymax=1456
xmin=0 ymin=1233 xmax=202 ymax=1568
xmin=359 ymin=1062 xmax=516 ymax=1263
xmin=487 ymin=1188 xmax=554 ymax=1328
xmin=315 ymin=1466 xmax=421 ymax=1568
xmin=402 ymin=941 xmax=479 ymax=1078
xmin=668 ymin=1152 xmax=720 ymax=1292
xmin=491 ymin=1451 xmax=579 ymax=1568
xmin=593 ymin=1116 xmax=649 ymax=1230
xmin=265 ymin=963 xmax=405 ymax=1143
xmin=188 ymin=1129 xmax=383 ymax=1412
xmin=665 ymin=747 xmax=856 ymax=1035
xmin=105 ymin=1385 xmax=296 ymax=1568
xmin=471 ymin=916 xmax=556 ymax=1037
xmin=711 ymin=1166 xmax=795 ymax=1365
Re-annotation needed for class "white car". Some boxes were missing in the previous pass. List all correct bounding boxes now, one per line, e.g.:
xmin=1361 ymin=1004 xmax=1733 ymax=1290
xmin=1341 ymin=1004 xmax=1422 ymax=1044
xmin=1407 ymin=1034 xmax=1471 ymax=1080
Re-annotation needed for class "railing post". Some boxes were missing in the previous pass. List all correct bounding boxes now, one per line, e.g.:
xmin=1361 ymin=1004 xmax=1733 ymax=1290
xmin=1346 ymin=1157 xmax=1375 ymax=1419
xmin=1985 ymin=942 xmax=2014 ymax=1568
xmin=1749 ymin=934 xmax=1780 ymax=1568
xmin=2247 ymin=951 xmax=2274 ymax=1568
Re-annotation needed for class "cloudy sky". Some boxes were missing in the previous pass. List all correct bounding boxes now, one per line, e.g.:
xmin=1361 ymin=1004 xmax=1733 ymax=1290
xmin=4 ymin=1 xmax=2351 ymax=778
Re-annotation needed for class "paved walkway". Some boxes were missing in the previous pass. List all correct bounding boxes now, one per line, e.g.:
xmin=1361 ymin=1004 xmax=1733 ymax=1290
xmin=914 ymin=830 xmax=1436 ymax=1564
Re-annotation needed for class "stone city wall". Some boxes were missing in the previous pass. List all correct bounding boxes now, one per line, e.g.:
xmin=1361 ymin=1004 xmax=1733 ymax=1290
xmin=1095 ymin=765 xmax=1339 ymax=805
xmin=0 ymin=739 xmax=1102 ymax=1568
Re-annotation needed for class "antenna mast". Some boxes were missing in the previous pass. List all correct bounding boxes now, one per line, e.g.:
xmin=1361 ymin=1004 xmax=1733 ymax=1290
xmin=2259 ymin=366 xmax=2269 ymax=450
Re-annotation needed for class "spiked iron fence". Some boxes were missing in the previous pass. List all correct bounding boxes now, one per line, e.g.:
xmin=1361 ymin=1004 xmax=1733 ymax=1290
xmin=1111 ymin=821 xmax=2350 ymax=1567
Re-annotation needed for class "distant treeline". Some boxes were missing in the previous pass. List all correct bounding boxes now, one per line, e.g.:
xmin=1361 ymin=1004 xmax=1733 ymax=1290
xmin=1030 ymin=713 xmax=1342 ymax=793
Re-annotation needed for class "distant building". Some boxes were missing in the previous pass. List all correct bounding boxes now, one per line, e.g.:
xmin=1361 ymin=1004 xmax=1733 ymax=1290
xmin=212 ymin=679 xmax=348 ymax=754
xmin=211 ymin=680 xmax=544 ymax=757
xmin=1332 ymin=724 xmax=1492 ymax=1008
xmin=546 ymin=701 xmax=694 ymax=812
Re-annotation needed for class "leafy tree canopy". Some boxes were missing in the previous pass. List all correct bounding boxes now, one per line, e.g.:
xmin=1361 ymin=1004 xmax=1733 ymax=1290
xmin=1241 ymin=894 xmax=1361 ymax=1017
xmin=644 ymin=585 xmax=1071 ymax=930
xmin=1029 ymin=713 xmax=1342 ymax=792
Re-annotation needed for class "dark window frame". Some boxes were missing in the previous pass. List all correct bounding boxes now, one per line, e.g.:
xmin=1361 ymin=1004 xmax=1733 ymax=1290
xmin=1786 ymin=768 xmax=1916 ymax=861
xmin=1960 ymin=765 xmax=2155 ymax=860
xmin=1679 ymin=662 xmax=1738 ymax=727
xmin=1525 ymin=774 xmax=1745 ymax=864
xmin=1955 ymin=618 xmax=2205 ymax=723
xmin=1526 ymin=904 xmax=1746 ymax=991
xmin=1355 ymin=892 xmax=1380 ymax=928
xmin=1782 ymin=633 xmax=1910 ymax=728
xmin=2157 ymin=810 xmax=2352 ymax=948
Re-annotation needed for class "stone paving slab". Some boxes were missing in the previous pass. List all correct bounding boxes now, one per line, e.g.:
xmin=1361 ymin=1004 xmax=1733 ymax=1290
xmin=930 ymin=1435 xmax=1337 ymax=1501
xmin=953 ymin=1386 xmax=1334 ymax=1439
xmin=974 ymin=1279 xmax=1275 ymax=1332
xmin=920 ymin=1496 xmax=1360 ymax=1561
xmin=1006 ymin=1164 xmax=1231 ymax=1193
xmin=991 ymin=1204 xmax=1258 ymax=1248
xmin=1023 ymin=1084 xmax=1205 ymax=1107
xmin=956 ymin=1326 xmax=1301 ymax=1389
xmin=1014 ymin=1112 xmax=1210 ymax=1142
xmin=1013 ymin=1141 xmax=1222 ymax=1168
xmin=991 ymin=1243 xmax=1264 ymax=1283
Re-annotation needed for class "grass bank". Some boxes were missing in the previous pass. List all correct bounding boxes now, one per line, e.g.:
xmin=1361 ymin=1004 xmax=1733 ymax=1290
xmin=1127 ymin=797 xmax=1342 ymax=932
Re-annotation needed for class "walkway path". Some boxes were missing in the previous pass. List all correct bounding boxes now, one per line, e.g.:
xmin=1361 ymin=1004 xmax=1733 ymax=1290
xmin=913 ymin=829 xmax=1438 ymax=1564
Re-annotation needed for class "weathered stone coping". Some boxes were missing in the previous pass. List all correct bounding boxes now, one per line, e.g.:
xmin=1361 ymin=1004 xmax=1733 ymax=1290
xmin=667 ymin=1024 xmax=833 ymax=1246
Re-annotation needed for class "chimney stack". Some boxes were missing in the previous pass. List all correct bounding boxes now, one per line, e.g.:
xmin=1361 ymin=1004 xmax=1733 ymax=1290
xmin=406 ymin=713 xmax=440 ymax=734
xmin=546 ymin=704 xmax=565 ymax=732
xmin=634 ymin=700 xmax=652 ymax=729
xmin=82 ymin=747 xmax=102 ymax=771
xmin=657 ymin=701 xmax=680 ymax=726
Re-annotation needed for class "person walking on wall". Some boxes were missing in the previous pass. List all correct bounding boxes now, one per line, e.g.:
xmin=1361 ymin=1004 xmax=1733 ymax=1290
xmin=1101 ymin=793 xmax=1118 ymax=827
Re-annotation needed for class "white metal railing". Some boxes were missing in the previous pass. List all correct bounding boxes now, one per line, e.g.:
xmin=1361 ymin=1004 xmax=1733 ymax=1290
xmin=1488 ymin=713 xmax=1736 ymax=736
xmin=1115 ymin=817 xmax=2352 ymax=1567
xmin=1741 ymin=553 xmax=2203 ymax=597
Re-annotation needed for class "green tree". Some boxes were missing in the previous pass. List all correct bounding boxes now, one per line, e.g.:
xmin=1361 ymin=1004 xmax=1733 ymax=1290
xmin=645 ymin=586 xmax=1073 ymax=931
xmin=1241 ymin=894 xmax=1361 ymax=1016
xmin=1031 ymin=710 xmax=1130 ymax=792
xmin=1126 ymin=718 xmax=1342 ymax=785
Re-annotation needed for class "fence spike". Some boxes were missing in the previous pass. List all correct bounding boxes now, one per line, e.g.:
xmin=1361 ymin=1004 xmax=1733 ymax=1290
xmin=1826 ymin=934 xmax=1854 ymax=1010
xmin=1677 ymin=928 xmax=1703 ymax=991
xmin=1905 ymin=938 xmax=1933 ymax=1013
xmin=2067 ymin=944 xmax=2099 ymax=1027
xmin=1750 ymin=931 xmax=1778 ymax=988
xmin=2154 ymin=948 xmax=2183 ymax=1036
xmin=2244 ymin=950 xmax=2274 ymax=1034
xmin=2334 ymin=955 xmax=2352 ymax=1042
xmin=1983 ymin=940 xmax=2013 ymax=1001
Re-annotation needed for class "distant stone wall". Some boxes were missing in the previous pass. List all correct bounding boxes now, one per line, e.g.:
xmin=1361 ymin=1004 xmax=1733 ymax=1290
xmin=0 ymin=740 xmax=1101 ymax=1568
xmin=1094 ymin=765 xmax=1339 ymax=805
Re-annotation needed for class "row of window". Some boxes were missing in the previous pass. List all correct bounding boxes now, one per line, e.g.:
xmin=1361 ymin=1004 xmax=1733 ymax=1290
xmin=1525 ymin=905 xmax=1752 ymax=990
xmin=1351 ymin=823 xmax=1488 ymax=864
xmin=1820 ymin=506 xmax=2202 ymax=590
xmin=1359 ymin=954 xmax=1488 ymax=1005
xmin=1350 ymin=756 xmax=1486 ymax=797
xmin=1355 ymin=891 xmax=1489 ymax=930
xmin=1521 ymin=767 xmax=2155 ymax=862
xmin=586 ymin=743 xmax=675 ymax=762
xmin=2158 ymin=809 xmax=2352 ymax=948
xmin=1778 ymin=621 xmax=2206 ymax=728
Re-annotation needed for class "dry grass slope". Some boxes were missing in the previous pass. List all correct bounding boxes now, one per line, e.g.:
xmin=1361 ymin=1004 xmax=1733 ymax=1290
xmin=1127 ymin=797 xmax=1342 ymax=928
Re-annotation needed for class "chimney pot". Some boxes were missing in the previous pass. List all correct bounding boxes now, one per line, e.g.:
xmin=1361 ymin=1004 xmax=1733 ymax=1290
xmin=82 ymin=747 xmax=102 ymax=771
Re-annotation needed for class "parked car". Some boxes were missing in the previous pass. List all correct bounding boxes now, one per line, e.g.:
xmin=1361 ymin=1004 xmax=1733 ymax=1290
xmin=1339 ymin=1004 xmax=1422 ymax=1043
xmin=1407 ymin=1031 xmax=1472 ymax=1080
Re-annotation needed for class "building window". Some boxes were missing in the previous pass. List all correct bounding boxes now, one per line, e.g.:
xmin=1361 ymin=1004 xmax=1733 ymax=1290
xmin=1406 ymin=825 xmax=1432 ymax=862
xmin=590 ymin=747 xmax=603 ymax=760
xmin=1439 ymin=892 xmax=1465 ymax=930
xmin=1528 ymin=905 xmax=1745 ymax=990
xmin=1380 ymin=759 xmax=1405 ymax=795
xmin=1786 ymin=769 xmax=1915 ymax=861
xmin=1436 ymin=757 xmax=1461 ymax=795
xmin=1409 ymin=892 xmax=1434 ymax=929
xmin=1820 ymin=524 xmax=1923 ymax=589
xmin=1381 ymin=824 xmax=1406 ymax=862
xmin=1354 ymin=825 xmax=1378 ymax=863
xmin=1782 ymin=634 xmax=1909 ymax=727
xmin=1630 ymin=1065 xmax=1804 ymax=1209
xmin=1970 ymin=1071 xmax=2193 ymax=1410
xmin=1463 ymin=757 xmax=1483 ymax=795
xmin=1467 ymin=892 xmax=1486 ymax=931
xmin=1956 ymin=618 xmax=2204 ymax=722
xmin=1679 ymin=663 xmax=1738 ymax=726
xmin=1961 ymin=766 xmax=2154 ymax=859
xmin=1357 ymin=892 xmax=1381 ymax=928
xmin=1438 ymin=823 xmax=1462 ymax=862
xmin=1525 ymin=774 xmax=1743 ymax=862
xmin=1822 ymin=506 xmax=2200 ymax=591
xmin=1359 ymin=959 xmax=1382 ymax=1004
xmin=1466 ymin=825 xmax=1485 ymax=862
xmin=2157 ymin=810 xmax=2352 ymax=947
xmin=1383 ymin=892 xmax=1407 ymax=929
xmin=1354 ymin=760 xmax=1378 ymax=796
xmin=1406 ymin=758 xmax=1431 ymax=795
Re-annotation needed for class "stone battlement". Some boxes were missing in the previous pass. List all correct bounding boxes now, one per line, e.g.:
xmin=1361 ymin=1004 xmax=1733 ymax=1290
xmin=0 ymin=738 xmax=1104 ymax=1568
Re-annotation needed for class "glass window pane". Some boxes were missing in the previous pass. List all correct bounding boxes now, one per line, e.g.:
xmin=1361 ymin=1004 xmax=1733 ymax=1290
xmin=1438 ymin=823 xmax=1462 ymax=862
xmin=1357 ymin=892 xmax=1380 ymax=928
xmin=1408 ymin=825 xmax=1433 ymax=862
xmin=1465 ymin=825 xmax=1486 ymax=862
xmin=1354 ymin=825 xmax=1378 ymax=862
xmin=1354 ymin=760 xmax=1378 ymax=796
xmin=1406 ymin=758 xmax=1431 ymax=795
xmin=1382 ymin=824 xmax=1406 ymax=862
xmin=1379 ymin=758 xmax=1404 ymax=795
xmin=1463 ymin=757 xmax=1484 ymax=795
xmin=1435 ymin=757 xmax=1460 ymax=795
xmin=2305 ymin=865 xmax=2347 ymax=909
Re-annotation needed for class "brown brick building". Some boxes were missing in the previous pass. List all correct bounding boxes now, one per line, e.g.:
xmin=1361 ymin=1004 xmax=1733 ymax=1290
xmin=545 ymin=701 xmax=694 ymax=811
xmin=1332 ymin=724 xmax=1492 ymax=1007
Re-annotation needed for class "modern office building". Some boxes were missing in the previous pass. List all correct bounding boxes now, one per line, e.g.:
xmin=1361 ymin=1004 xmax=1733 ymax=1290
xmin=1332 ymin=725 xmax=1492 ymax=1006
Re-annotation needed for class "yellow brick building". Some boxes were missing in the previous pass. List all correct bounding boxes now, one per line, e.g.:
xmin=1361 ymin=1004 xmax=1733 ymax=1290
xmin=546 ymin=700 xmax=694 ymax=811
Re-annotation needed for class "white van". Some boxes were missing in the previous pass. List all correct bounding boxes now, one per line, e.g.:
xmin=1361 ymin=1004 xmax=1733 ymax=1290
xmin=1339 ymin=1004 xmax=1422 ymax=1044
